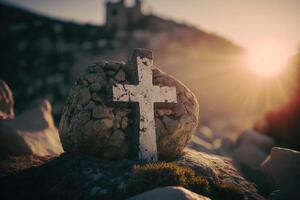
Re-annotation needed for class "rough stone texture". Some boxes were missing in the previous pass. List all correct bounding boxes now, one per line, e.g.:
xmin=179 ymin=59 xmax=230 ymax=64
xmin=261 ymin=147 xmax=300 ymax=199
xmin=127 ymin=186 xmax=211 ymax=200
xmin=0 ymin=80 xmax=14 ymax=119
xmin=59 ymin=59 xmax=199 ymax=160
xmin=0 ymin=155 xmax=54 ymax=178
xmin=0 ymin=100 xmax=64 ymax=157
xmin=0 ymin=154 xmax=135 ymax=200
xmin=176 ymin=148 xmax=265 ymax=200
xmin=0 ymin=148 xmax=264 ymax=200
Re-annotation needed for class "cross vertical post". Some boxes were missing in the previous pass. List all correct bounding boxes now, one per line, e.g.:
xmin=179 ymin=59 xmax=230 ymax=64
xmin=112 ymin=49 xmax=177 ymax=162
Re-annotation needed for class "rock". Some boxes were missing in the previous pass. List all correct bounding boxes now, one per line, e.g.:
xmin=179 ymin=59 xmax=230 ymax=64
xmin=187 ymin=135 xmax=216 ymax=154
xmin=0 ymin=148 xmax=264 ymax=200
xmin=0 ymin=100 xmax=64 ymax=157
xmin=0 ymin=80 xmax=14 ymax=119
xmin=0 ymin=154 xmax=54 ymax=178
xmin=236 ymin=130 xmax=275 ymax=152
xmin=92 ymin=106 xmax=113 ymax=119
xmin=127 ymin=186 xmax=211 ymax=200
xmin=194 ymin=126 xmax=215 ymax=143
xmin=77 ymin=88 xmax=91 ymax=105
xmin=233 ymin=144 xmax=268 ymax=168
xmin=60 ymin=57 xmax=199 ymax=160
xmin=176 ymin=148 xmax=265 ymax=200
xmin=216 ymin=137 xmax=234 ymax=157
xmin=0 ymin=154 xmax=135 ymax=200
xmin=231 ymin=130 xmax=275 ymax=168
xmin=261 ymin=147 xmax=300 ymax=199
xmin=90 ymin=83 xmax=102 ymax=92
xmin=114 ymin=69 xmax=126 ymax=82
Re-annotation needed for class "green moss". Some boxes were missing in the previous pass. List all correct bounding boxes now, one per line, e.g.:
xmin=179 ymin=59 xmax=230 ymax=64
xmin=126 ymin=162 xmax=246 ymax=200
xmin=127 ymin=162 xmax=209 ymax=196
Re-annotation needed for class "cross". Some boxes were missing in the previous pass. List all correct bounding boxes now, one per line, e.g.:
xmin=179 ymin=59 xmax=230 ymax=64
xmin=112 ymin=49 xmax=177 ymax=162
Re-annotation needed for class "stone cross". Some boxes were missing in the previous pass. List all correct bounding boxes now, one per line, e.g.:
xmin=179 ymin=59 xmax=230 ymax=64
xmin=112 ymin=49 xmax=177 ymax=162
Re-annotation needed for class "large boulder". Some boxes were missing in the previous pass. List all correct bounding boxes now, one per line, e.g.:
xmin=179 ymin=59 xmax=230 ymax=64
xmin=261 ymin=147 xmax=300 ymax=199
xmin=127 ymin=186 xmax=211 ymax=200
xmin=59 ymin=55 xmax=199 ymax=160
xmin=0 ymin=100 xmax=64 ymax=157
xmin=176 ymin=148 xmax=265 ymax=200
xmin=0 ymin=148 xmax=264 ymax=200
xmin=0 ymin=154 xmax=135 ymax=200
xmin=0 ymin=80 xmax=14 ymax=119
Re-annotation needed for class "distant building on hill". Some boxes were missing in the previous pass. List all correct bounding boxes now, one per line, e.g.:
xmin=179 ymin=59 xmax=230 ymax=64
xmin=105 ymin=0 xmax=143 ymax=30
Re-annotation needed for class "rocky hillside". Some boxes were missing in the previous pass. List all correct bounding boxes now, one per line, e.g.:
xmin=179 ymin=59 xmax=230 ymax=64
xmin=0 ymin=3 xmax=244 ymax=122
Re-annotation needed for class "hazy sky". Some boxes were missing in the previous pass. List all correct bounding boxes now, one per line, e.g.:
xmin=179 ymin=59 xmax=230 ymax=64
xmin=2 ymin=0 xmax=300 ymax=56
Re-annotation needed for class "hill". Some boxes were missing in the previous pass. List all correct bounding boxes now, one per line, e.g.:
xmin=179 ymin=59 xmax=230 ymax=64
xmin=0 ymin=3 xmax=244 ymax=122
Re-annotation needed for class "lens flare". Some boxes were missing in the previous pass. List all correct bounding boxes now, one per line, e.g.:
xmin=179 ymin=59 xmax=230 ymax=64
xmin=246 ymin=44 xmax=289 ymax=78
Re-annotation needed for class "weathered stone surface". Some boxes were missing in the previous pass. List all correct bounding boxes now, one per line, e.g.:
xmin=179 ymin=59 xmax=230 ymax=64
xmin=59 ymin=57 xmax=199 ymax=160
xmin=0 ymin=80 xmax=14 ymax=119
xmin=127 ymin=186 xmax=211 ymax=200
xmin=236 ymin=130 xmax=275 ymax=152
xmin=0 ymin=154 xmax=54 ymax=178
xmin=233 ymin=145 xmax=268 ymax=168
xmin=0 ymin=154 xmax=135 ymax=200
xmin=261 ymin=147 xmax=300 ymax=199
xmin=0 ymin=100 xmax=64 ymax=157
xmin=0 ymin=148 xmax=264 ymax=200
xmin=176 ymin=148 xmax=265 ymax=200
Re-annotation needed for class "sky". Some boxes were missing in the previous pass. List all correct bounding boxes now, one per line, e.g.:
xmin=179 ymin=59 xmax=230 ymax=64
xmin=1 ymin=0 xmax=300 ymax=56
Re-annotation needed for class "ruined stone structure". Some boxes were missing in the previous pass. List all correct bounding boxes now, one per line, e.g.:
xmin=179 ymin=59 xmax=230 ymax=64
xmin=105 ymin=0 xmax=143 ymax=29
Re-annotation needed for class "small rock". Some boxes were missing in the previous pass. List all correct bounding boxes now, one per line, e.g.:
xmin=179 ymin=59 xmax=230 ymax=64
xmin=92 ymin=106 xmax=113 ymax=119
xmin=85 ymin=101 xmax=96 ymax=111
xmin=78 ymin=88 xmax=91 ymax=105
xmin=113 ymin=119 xmax=121 ymax=129
xmin=93 ymin=118 xmax=114 ymax=131
xmin=0 ymin=100 xmax=64 ymax=156
xmin=236 ymin=130 xmax=275 ymax=152
xmin=155 ymin=118 xmax=167 ymax=139
xmin=128 ymin=186 xmax=211 ymax=200
xmin=109 ymin=130 xmax=125 ymax=147
xmin=157 ymin=109 xmax=173 ymax=116
xmin=233 ymin=144 xmax=268 ymax=167
xmin=85 ymin=74 xmax=97 ymax=83
xmin=121 ymin=118 xmax=129 ymax=129
xmin=106 ymin=70 xmax=115 ymax=77
xmin=114 ymin=69 xmax=126 ymax=82
xmin=108 ymin=61 xmax=121 ymax=71
xmin=162 ymin=116 xmax=179 ymax=132
xmin=90 ymin=83 xmax=102 ymax=92
xmin=0 ymin=80 xmax=14 ymax=119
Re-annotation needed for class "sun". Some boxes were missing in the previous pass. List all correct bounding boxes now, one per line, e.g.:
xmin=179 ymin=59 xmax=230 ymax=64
xmin=245 ymin=44 xmax=289 ymax=78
